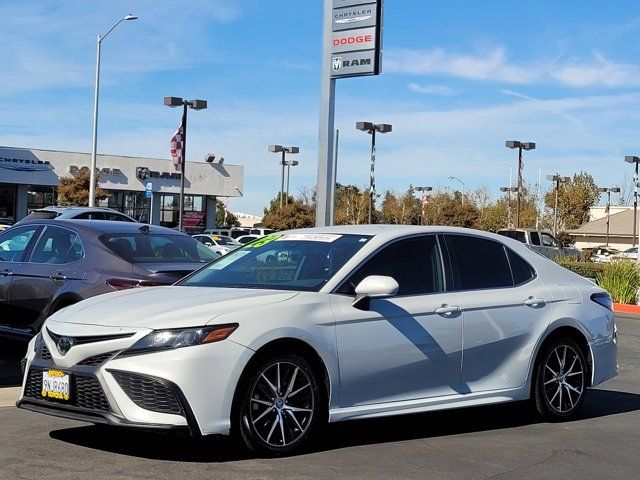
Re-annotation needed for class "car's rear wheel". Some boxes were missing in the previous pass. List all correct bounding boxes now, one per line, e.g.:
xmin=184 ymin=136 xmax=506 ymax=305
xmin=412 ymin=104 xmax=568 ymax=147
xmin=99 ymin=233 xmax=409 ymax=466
xmin=533 ymin=338 xmax=587 ymax=420
xmin=237 ymin=354 xmax=323 ymax=456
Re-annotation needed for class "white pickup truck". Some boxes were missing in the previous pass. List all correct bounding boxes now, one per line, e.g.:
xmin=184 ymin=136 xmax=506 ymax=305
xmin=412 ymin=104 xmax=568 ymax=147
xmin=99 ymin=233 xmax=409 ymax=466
xmin=497 ymin=228 xmax=580 ymax=260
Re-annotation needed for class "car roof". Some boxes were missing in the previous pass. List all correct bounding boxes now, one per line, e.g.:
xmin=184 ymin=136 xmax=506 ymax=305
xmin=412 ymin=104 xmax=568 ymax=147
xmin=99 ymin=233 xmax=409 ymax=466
xmin=14 ymin=219 xmax=183 ymax=235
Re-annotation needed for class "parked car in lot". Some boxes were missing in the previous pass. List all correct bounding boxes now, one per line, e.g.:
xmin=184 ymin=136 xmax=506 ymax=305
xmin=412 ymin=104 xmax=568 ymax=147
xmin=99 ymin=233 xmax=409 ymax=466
xmin=589 ymin=245 xmax=620 ymax=263
xmin=497 ymin=228 xmax=580 ymax=260
xmin=16 ymin=206 xmax=137 ymax=224
xmin=0 ymin=220 xmax=217 ymax=337
xmin=192 ymin=234 xmax=241 ymax=256
xmin=611 ymin=246 xmax=638 ymax=261
xmin=18 ymin=226 xmax=617 ymax=455
xmin=236 ymin=234 xmax=262 ymax=245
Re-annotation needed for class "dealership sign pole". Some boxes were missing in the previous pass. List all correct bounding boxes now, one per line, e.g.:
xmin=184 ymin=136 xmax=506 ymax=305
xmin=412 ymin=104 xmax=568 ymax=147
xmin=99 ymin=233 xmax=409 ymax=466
xmin=315 ymin=0 xmax=383 ymax=227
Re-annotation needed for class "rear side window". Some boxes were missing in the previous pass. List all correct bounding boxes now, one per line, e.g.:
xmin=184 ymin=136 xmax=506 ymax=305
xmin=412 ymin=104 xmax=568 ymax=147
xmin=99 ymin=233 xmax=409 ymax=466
xmin=497 ymin=230 xmax=526 ymax=243
xmin=75 ymin=212 xmax=105 ymax=220
xmin=530 ymin=231 xmax=541 ymax=246
xmin=101 ymin=233 xmax=218 ymax=263
xmin=447 ymin=235 xmax=512 ymax=290
xmin=105 ymin=212 xmax=133 ymax=222
xmin=339 ymin=235 xmax=445 ymax=296
xmin=507 ymin=249 xmax=535 ymax=285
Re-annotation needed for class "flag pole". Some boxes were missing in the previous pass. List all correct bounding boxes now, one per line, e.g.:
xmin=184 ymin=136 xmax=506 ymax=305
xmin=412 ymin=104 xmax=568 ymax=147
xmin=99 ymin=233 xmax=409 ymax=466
xmin=178 ymin=103 xmax=188 ymax=232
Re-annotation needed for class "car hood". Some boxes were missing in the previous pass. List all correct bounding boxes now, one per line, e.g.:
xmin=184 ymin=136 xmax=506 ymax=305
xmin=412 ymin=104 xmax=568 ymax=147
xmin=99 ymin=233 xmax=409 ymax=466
xmin=49 ymin=286 xmax=299 ymax=329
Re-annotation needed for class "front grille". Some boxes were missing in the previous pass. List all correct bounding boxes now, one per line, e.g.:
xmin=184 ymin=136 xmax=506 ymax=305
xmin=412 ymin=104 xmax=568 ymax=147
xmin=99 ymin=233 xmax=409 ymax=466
xmin=40 ymin=346 xmax=51 ymax=360
xmin=110 ymin=370 xmax=182 ymax=416
xmin=24 ymin=368 xmax=110 ymax=412
xmin=76 ymin=351 xmax=118 ymax=367
xmin=47 ymin=328 xmax=134 ymax=346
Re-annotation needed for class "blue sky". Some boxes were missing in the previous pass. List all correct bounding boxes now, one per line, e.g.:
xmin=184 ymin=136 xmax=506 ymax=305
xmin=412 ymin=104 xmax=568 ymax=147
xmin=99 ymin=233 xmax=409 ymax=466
xmin=2 ymin=0 xmax=640 ymax=214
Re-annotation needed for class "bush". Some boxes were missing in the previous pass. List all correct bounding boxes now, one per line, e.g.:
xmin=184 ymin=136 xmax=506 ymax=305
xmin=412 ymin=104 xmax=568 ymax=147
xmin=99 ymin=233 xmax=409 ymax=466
xmin=597 ymin=261 xmax=640 ymax=305
xmin=557 ymin=259 xmax=606 ymax=279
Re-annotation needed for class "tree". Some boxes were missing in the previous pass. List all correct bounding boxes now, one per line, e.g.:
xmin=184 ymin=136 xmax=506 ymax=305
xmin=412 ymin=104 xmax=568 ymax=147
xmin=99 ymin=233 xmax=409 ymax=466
xmin=334 ymin=184 xmax=370 ymax=225
xmin=544 ymin=171 xmax=600 ymax=230
xmin=262 ymin=201 xmax=315 ymax=230
xmin=215 ymin=200 xmax=240 ymax=227
xmin=379 ymin=187 xmax=421 ymax=225
xmin=263 ymin=193 xmax=296 ymax=216
xmin=57 ymin=169 xmax=107 ymax=206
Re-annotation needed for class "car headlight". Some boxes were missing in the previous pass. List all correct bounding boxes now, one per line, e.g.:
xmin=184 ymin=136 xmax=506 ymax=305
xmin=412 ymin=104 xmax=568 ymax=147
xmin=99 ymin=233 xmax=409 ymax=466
xmin=119 ymin=324 xmax=238 ymax=357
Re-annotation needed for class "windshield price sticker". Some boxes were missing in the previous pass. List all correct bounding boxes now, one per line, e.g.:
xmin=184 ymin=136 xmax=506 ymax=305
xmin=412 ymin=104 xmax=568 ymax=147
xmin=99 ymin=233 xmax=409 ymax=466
xmin=247 ymin=234 xmax=283 ymax=248
xmin=276 ymin=234 xmax=343 ymax=243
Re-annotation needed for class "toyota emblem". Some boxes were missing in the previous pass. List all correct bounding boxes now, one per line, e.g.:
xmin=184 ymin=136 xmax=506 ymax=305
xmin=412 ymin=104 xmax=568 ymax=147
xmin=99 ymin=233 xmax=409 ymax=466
xmin=57 ymin=336 xmax=73 ymax=355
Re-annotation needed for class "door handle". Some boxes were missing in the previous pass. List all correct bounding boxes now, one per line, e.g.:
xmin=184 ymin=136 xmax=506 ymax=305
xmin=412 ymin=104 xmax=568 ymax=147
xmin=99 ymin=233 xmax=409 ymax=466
xmin=524 ymin=297 xmax=546 ymax=308
xmin=50 ymin=273 xmax=67 ymax=281
xmin=0 ymin=269 xmax=13 ymax=277
xmin=435 ymin=305 xmax=462 ymax=316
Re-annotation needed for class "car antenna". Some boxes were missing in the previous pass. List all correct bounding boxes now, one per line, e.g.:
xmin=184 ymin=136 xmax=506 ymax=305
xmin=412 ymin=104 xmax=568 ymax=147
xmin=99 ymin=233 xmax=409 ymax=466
xmin=139 ymin=224 xmax=150 ymax=234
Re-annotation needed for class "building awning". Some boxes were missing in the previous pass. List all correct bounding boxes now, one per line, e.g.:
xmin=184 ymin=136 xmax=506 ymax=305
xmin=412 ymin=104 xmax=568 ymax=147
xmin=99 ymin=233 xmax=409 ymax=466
xmin=568 ymin=209 xmax=636 ymax=238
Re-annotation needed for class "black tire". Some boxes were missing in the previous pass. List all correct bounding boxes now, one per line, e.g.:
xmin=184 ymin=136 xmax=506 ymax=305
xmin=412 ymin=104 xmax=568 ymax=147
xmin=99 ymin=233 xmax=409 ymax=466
xmin=235 ymin=354 xmax=324 ymax=456
xmin=533 ymin=338 xmax=587 ymax=420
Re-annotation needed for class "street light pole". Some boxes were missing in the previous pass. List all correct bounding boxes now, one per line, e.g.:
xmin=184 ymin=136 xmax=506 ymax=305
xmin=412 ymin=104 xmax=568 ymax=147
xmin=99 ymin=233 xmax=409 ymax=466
xmin=88 ymin=14 xmax=138 ymax=208
xmin=547 ymin=174 xmax=570 ymax=237
xmin=599 ymin=187 xmax=621 ymax=245
xmin=285 ymin=160 xmax=299 ymax=205
xmin=415 ymin=186 xmax=433 ymax=225
xmin=625 ymin=156 xmax=640 ymax=246
xmin=164 ymin=97 xmax=207 ymax=231
xmin=269 ymin=145 xmax=300 ymax=209
xmin=356 ymin=122 xmax=392 ymax=224
xmin=506 ymin=140 xmax=536 ymax=228
xmin=447 ymin=176 xmax=466 ymax=205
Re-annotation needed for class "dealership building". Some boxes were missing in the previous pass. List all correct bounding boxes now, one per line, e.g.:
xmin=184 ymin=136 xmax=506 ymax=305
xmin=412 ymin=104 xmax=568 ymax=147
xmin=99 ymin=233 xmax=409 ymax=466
xmin=0 ymin=146 xmax=244 ymax=230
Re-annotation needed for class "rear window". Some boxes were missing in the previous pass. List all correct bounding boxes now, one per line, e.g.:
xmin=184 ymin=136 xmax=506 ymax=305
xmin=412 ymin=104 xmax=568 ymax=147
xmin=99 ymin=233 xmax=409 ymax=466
xmin=22 ymin=211 xmax=59 ymax=221
xmin=101 ymin=233 xmax=218 ymax=263
xmin=497 ymin=230 xmax=527 ymax=243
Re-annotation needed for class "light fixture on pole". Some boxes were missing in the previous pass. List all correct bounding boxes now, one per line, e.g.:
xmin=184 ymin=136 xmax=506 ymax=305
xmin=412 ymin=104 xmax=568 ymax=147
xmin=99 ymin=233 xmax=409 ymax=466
xmin=500 ymin=186 xmax=518 ymax=228
xmin=285 ymin=160 xmax=299 ymax=205
xmin=88 ymin=14 xmax=138 ymax=208
xmin=164 ymin=97 xmax=207 ymax=231
xmin=415 ymin=186 xmax=433 ymax=225
xmin=447 ymin=176 xmax=466 ymax=206
xmin=599 ymin=187 xmax=621 ymax=246
xmin=269 ymin=145 xmax=299 ymax=208
xmin=547 ymin=173 xmax=570 ymax=237
xmin=506 ymin=140 xmax=536 ymax=228
xmin=625 ymin=155 xmax=640 ymax=246
xmin=356 ymin=122 xmax=392 ymax=224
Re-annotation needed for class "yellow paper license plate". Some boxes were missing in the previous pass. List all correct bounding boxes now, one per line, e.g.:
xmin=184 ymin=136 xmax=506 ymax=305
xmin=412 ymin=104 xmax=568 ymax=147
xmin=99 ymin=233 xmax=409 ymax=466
xmin=42 ymin=370 xmax=70 ymax=401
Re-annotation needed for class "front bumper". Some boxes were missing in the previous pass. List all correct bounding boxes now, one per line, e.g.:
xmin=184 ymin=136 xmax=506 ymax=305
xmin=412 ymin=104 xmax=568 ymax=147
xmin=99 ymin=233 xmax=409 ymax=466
xmin=17 ymin=327 xmax=253 ymax=436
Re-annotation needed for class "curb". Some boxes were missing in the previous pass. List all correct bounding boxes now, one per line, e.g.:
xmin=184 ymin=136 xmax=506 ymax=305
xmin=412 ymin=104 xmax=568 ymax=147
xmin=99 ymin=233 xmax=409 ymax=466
xmin=0 ymin=387 xmax=21 ymax=407
xmin=613 ymin=303 xmax=640 ymax=315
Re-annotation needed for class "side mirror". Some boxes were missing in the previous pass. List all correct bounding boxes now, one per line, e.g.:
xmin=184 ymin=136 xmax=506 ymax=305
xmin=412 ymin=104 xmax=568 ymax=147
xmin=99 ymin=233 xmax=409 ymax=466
xmin=352 ymin=275 xmax=399 ymax=310
xmin=205 ymin=242 xmax=213 ymax=247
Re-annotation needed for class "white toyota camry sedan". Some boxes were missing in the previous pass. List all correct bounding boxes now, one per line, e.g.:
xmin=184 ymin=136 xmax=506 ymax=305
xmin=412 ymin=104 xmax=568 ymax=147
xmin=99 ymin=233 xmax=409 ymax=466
xmin=18 ymin=226 xmax=618 ymax=455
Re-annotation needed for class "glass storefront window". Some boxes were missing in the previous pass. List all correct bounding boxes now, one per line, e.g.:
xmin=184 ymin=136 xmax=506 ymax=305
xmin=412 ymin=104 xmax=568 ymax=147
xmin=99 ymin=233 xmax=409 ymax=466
xmin=0 ymin=183 xmax=16 ymax=224
xmin=101 ymin=190 xmax=150 ymax=223
xmin=27 ymin=185 xmax=57 ymax=212
xmin=160 ymin=194 xmax=206 ymax=230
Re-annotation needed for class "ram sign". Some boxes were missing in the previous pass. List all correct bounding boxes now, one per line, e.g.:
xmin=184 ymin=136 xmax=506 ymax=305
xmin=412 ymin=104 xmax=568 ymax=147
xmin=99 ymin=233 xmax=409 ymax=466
xmin=330 ymin=0 xmax=382 ymax=78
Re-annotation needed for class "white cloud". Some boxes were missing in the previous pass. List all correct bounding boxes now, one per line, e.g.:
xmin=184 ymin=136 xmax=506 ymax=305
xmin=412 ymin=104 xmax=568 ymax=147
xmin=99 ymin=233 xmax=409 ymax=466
xmin=408 ymin=83 xmax=459 ymax=95
xmin=387 ymin=47 xmax=640 ymax=88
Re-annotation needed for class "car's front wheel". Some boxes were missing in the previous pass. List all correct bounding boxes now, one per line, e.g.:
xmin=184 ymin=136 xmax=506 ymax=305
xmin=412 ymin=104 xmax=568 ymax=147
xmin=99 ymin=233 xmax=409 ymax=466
xmin=236 ymin=354 xmax=324 ymax=455
xmin=533 ymin=338 xmax=587 ymax=420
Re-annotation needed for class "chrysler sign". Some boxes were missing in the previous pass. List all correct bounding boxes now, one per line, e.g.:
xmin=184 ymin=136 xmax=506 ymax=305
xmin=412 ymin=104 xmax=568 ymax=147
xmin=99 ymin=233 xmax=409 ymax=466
xmin=333 ymin=3 xmax=378 ymax=31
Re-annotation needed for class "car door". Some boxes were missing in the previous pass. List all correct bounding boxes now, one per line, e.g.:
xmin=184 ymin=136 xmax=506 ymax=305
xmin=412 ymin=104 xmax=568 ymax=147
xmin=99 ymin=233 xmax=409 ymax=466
xmin=540 ymin=232 xmax=561 ymax=259
xmin=444 ymin=234 xmax=553 ymax=393
xmin=331 ymin=235 xmax=464 ymax=407
xmin=0 ymin=225 xmax=42 ymax=325
xmin=9 ymin=225 xmax=85 ymax=327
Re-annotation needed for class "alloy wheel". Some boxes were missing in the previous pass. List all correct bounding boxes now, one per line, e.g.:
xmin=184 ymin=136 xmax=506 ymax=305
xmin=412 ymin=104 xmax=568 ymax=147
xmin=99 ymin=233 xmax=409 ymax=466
xmin=542 ymin=344 xmax=585 ymax=413
xmin=248 ymin=361 xmax=314 ymax=448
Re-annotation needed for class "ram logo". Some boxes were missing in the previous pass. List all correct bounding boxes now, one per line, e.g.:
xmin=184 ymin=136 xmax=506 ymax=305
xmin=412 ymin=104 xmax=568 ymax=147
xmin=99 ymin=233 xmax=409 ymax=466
xmin=332 ymin=57 xmax=342 ymax=71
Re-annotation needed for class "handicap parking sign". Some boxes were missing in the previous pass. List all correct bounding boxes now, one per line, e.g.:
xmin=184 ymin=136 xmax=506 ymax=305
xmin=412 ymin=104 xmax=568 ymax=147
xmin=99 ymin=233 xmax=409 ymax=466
xmin=145 ymin=182 xmax=153 ymax=198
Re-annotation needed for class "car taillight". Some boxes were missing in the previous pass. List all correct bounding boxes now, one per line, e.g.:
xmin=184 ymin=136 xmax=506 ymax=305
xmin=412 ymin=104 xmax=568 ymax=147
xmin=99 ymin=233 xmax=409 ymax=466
xmin=591 ymin=292 xmax=612 ymax=310
xmin=107 ymin=278 xmax=164 ymax=290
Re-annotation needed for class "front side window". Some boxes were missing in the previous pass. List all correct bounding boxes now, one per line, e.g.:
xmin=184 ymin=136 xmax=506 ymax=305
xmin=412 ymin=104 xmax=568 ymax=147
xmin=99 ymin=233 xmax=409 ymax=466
xmin=447 ymin=235 xmax=512 ymax=290
xmin=29 ymin=226 xmax=84 ymax=264
xmin=102 ymin=233 xmax=218 ymax=263
xmin=181 ymin=233 xmax=372 ymax=292
xmin=541 ymin=233 xmax=558 ymax=247
xmin=530 ymin=231 xmax=541 ymax=246
xmin=338 ymin=235 xmax=445 ymax=296
xmin=0 ymin=226 xmax=40 ymax=262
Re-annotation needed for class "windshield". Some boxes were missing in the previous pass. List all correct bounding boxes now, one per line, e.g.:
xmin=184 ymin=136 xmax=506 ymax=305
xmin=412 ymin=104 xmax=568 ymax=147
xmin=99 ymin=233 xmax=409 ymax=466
xmin=213 ymin=235 xmax=240 ymax=246
xmin=180 ymin=233 xmax=372 ymax=291
xmin=101 ymin=233 xmax=219 ymax=264
xmin=22 ymin=211 xmax=59 ymax=221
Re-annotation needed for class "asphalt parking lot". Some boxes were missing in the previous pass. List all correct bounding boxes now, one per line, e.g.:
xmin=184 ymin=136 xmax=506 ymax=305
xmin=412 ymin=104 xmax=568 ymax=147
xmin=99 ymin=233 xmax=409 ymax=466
xmin=0 ymin=314 xmax=638 ymax=480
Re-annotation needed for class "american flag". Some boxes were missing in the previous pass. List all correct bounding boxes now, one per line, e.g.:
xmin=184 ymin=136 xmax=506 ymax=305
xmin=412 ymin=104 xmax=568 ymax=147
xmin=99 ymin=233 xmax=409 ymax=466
xmin=170 ymin=116 xmax=184 ymax=172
